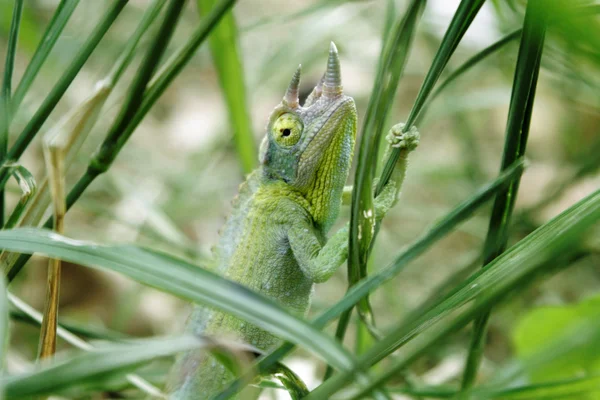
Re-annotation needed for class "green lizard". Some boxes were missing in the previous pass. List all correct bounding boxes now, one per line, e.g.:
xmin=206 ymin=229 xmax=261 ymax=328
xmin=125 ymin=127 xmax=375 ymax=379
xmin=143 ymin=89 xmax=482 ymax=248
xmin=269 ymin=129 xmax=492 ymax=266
xmin=167 ymin=42 xmax=419 ymax=399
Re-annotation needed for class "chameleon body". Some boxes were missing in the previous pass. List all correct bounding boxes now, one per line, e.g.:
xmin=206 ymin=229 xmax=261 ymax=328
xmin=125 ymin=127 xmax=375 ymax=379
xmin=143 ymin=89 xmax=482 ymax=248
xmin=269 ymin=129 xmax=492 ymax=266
xmin=168 ymin=43 xmax=419 ymax=399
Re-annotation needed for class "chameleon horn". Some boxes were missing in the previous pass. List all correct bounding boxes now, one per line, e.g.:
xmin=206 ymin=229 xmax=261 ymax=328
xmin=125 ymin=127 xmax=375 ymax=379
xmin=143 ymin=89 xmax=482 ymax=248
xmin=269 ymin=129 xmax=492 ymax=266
xmin=303 ymin=73 xmax=324 ymax=107
xmin=323 ymin=41 xmax=342 ymax=98
xmin=283 ymin=64 xmax=301 ymax=107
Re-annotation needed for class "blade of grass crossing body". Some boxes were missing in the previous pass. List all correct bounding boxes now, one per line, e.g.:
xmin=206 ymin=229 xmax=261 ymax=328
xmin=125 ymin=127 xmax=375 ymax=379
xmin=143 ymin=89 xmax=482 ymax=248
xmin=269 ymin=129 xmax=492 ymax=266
xmin=8 ymin=293 xmax=163 ymax=397
xmin=334 ymin=1 xmax=425 ymax=373
xmin=307 ymin=188 xmax=600 ymax=399
xmin=214 ymin=160 xmax=525 ymax=400
xmin=7 ymin=0 xmax=213 ymax=281
xmin=0 ymin=230 xmax=358 ymax=373
xmin=197 ymin=0 xmax=256 ymax=174
xmin=0 ymin=0 xmax=24 ymax=227
xmin=461 ymin=0 xmax=549 ymax=391
xmin=376 ymin=0 xmax=486 ymax=195
xmin=0 ymin=0 xmax=128 ymax=191
xmin=11 ymin=0 xmax=81 ymax=113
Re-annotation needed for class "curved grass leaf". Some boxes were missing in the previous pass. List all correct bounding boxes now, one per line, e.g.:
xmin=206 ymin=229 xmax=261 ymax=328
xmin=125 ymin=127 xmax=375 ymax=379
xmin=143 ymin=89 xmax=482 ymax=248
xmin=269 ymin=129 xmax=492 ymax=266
xmin=306 ymin=188 xmax=600 ymax=399
xmin=2 ymin=335 xmax=229 ymax=398
xmin=0 ymin=228 xmax=356 ymax=372
xmin=341 ymin=0 xmax=425 ymax=365
xmin=0 ymin=0 xmax=24 ymax=227
xmin=198 ymin=0 xmax=256 ymax=174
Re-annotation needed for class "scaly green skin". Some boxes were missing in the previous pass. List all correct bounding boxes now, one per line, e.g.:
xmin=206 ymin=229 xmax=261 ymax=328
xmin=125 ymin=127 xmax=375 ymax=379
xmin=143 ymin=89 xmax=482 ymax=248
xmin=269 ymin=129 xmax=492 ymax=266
xmin=167 ymin=43 xmax=419 ymax=399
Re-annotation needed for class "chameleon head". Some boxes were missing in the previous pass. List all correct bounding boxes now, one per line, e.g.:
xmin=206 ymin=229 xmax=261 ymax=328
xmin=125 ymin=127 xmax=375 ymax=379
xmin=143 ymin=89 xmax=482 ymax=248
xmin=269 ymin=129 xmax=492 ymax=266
xmin=259 ymin=42 xmax=357 ymax=231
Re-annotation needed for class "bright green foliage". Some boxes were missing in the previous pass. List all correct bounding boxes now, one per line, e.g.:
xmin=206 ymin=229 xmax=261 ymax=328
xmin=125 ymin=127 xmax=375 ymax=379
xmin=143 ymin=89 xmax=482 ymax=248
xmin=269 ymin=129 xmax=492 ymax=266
xmin=513 ymin=294 xmax=600 ymax=391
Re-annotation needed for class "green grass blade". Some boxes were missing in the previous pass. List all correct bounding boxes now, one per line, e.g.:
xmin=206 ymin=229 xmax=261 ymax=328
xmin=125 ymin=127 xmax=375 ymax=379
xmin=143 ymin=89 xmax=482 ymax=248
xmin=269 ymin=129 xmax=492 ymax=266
xmin=461 ymin=0 xmax=549 ymax=389
xmin=377 ymin=0 xmax=486 ymax=194
xmin=11 ymin=0 xmax=81 ymax=112
xmin=477 ymin=376 xmax=600 ymax=399
xmin=197 ymin=0 xmax=256 ymax=174
xmin=307 ymin=188 xmax=600 ymax=399
xmin=1 ymin=335 xmax=223 ymax=398
xmin=214 ymin=159 xmax=525 ymax=400
xmin=340 ymin=0 xmax=425 ymax=360
xmin=9 ymin=309 xmax=128 ymax=341
xmin=0 ymin=0 xmax=127 ymax=190
xmin=0 ymin=228 xmax=357 ymax=373
xmin=0 ymin=0 xmax=24 ymax=227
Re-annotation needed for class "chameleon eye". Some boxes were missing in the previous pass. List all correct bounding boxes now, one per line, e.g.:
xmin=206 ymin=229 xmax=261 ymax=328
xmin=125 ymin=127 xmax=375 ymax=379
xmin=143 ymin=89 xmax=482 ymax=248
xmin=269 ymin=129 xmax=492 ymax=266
xmin=272 ymin=113 xmax=303 ymax=147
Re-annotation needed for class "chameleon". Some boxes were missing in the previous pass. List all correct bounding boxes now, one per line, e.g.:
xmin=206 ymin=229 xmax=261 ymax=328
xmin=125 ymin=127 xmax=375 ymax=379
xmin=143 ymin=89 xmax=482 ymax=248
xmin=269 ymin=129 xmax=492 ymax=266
xmin=167 ymin=42 xmax=419 ymax=399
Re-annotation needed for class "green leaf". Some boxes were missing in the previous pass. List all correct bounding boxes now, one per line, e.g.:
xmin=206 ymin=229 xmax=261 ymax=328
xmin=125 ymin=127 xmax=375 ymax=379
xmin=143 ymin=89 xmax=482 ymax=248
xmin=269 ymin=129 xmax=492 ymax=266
xmin=197 ymin=0 xmax=257 ymax=174
xmin=512 ymin=294 xmax=600 ymax=382
xmin=0 ymin=228 xmax=356 ymax=373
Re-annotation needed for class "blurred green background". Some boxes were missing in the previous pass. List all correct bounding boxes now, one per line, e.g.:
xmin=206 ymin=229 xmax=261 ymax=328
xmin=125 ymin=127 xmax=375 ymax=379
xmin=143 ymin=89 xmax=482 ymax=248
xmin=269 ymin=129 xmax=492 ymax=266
xmin=1 ymin=0 xmax=598 ymax=397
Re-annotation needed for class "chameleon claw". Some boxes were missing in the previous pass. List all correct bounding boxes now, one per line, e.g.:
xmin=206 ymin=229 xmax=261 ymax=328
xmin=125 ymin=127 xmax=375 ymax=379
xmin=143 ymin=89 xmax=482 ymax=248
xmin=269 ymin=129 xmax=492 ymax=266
xmin=386 ymin=123 xmax=420 ymax=151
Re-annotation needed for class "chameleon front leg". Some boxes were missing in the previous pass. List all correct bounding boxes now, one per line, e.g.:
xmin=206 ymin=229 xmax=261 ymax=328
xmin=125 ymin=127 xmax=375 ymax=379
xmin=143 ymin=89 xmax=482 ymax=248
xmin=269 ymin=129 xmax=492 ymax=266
xmin=342 ymin=123 xmax=420 ymax=220
xmin=374 ymin=123 xmax=420 ymax=221
xmin=288 ymin=221 xmax=349 ymax=284
xmin=289 ymin=125 xmax=419 ymax=285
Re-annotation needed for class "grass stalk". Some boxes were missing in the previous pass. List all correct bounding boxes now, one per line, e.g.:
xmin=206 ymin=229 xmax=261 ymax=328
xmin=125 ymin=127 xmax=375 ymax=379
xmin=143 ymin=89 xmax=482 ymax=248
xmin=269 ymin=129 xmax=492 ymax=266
xmin=0 ymin=0 xmax=24 ymax=229
xmin=37 ymin=139 xmax=66 ymax=359
xmin=460 ymin=0 xmax=549 ymax=390
xmin=333 ymin=1 xmax=425 ymax=374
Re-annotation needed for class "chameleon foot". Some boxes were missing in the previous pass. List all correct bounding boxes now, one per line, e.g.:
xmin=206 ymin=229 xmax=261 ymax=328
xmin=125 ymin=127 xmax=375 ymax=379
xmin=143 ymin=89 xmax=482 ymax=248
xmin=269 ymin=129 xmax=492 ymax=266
xmin=386 ymin=123 xmax=420 ymax=151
